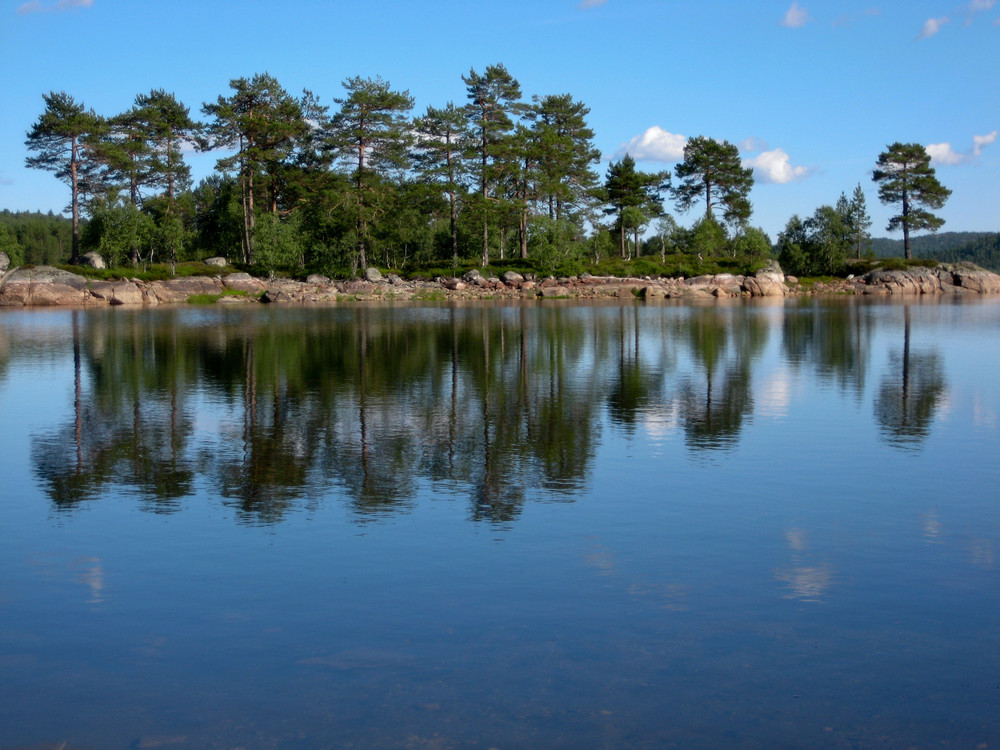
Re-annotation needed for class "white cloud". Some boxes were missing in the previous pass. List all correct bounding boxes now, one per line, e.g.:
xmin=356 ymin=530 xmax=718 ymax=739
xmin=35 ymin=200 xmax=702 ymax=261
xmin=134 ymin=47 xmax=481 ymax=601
xmin=966 ymin=0 xmax=995 ymax=11
xmin=743 ymin=148 xmax=812 ymax=184
xmin=739 ymin=136 xmax=768 ymax=154
xmin=973 ymin=131 xmax=998 ymax=154
xmin=781 ymin=1 xmax=810 ymax=27
xmin=18 ymin=0 xmax=92 ymax=12
xmin=926 ymin=131 xmax=998 ymax=165
xmin=925 ymin=142 xmax=964 ymax=165
xmin=917 ymin=16 xmax=950 ymax=38
xmin=612 ymin=126 xmax=687 ymax=162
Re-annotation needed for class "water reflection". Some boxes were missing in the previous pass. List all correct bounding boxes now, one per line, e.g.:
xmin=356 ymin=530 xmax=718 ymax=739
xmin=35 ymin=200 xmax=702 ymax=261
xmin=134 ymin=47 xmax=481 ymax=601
xmin=873 ymin=307 xmax=948 ymax=450
xmin=676 ymin=306 xmax=767 ymax=450
xmin=8 ymin=299 xmax=963 ymax=522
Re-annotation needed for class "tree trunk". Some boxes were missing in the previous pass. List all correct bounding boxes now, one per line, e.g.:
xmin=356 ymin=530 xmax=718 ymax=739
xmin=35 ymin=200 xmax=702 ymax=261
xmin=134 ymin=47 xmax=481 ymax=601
xmin=902 ymin=191 xmax=911 ymax=260
xmin=70 ymin=136 xmax=80 ymax=264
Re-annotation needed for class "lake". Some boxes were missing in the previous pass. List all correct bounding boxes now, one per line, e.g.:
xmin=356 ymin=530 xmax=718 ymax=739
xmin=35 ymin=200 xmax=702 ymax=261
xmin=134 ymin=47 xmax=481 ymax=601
xmin=1 ymin=297 xmax=998 ymax=749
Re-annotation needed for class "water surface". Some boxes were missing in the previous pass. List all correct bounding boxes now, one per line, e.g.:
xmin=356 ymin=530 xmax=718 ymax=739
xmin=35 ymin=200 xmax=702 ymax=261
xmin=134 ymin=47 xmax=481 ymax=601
xmin=1 ymin=298 xmax=998 ymax=749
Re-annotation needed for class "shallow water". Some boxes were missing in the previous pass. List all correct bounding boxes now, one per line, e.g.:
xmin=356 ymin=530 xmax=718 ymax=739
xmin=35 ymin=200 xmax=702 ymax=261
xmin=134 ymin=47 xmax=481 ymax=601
xmin=1 ymin=297 xmax=998 ymax=749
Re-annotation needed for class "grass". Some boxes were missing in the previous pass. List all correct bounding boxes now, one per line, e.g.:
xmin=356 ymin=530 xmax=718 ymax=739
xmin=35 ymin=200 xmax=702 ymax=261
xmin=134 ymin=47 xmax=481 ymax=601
xmin=186 ymin=289 xmax=253 ymax=305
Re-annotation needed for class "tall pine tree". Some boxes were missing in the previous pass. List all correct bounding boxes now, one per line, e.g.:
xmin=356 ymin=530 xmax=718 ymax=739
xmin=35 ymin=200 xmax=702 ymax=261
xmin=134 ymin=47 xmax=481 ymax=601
xmin=873 ymin=143 xmax=951 ymax=259
xmin=25 ymin=92 xmax=105 ymax=264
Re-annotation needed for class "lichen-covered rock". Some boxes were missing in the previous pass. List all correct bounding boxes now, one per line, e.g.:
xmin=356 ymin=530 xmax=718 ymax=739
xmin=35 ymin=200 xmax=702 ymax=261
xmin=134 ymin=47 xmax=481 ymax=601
xmin=441 ymin=277 xmax=466 ymax=291
xmin=306 ymin=274 xmax=330 ymax=285
xmin=0 ymin=252 xmax=9 ymax=274
xmin=204 ymin=257 xmax=227 ymax=267
xmin=363 ymin=267 xmax=383 ymax=283
xmin=500 ymin=271 xmax=524 ymax=285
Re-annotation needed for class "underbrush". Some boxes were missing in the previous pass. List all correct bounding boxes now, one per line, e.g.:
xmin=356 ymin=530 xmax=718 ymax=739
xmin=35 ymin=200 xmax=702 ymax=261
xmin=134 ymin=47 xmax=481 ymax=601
xmin=56 ymin=260 xmax=239 ymax=281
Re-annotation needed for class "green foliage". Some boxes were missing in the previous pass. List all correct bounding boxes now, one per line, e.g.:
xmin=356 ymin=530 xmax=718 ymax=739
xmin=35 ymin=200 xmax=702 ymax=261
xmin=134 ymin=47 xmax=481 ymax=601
xmin=0 ymin=222 xmax=25 ymax=266
xmin=729 ymin=226 xmax=772 ymax=263
xmin=81 ymin=193 xmax=155 ymax=268
xmin=778 ymin=204 xmax=850 ymax=276
xmin=252 ymin=212 xmax=304 ymax=278
xmin=0 ymin=211 xmax=74 ymax=265
xmin=685 ymin=214 xmax=728 ymax=257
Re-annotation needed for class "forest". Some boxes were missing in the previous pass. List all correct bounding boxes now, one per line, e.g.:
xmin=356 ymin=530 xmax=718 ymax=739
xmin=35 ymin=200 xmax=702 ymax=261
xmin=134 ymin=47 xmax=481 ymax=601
xmin=6 ymin=65 xmax=982 ymax=279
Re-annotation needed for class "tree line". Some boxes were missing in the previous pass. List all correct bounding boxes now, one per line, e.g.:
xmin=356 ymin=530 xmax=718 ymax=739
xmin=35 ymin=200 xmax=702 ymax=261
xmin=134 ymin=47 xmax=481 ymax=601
xmin=18 ymin=66 xmax=952 ymax=278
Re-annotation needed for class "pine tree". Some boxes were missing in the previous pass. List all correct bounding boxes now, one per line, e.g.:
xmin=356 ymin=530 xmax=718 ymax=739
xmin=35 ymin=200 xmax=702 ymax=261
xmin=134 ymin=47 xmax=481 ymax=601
xmin=412 ymin=103 xmax=470 ymax=267
xmin=463 ymin=64 xmax=525 ymax=266
xmin=847 ymin=183 xmax=872 ymax=259
xmin=25 ymin=91 xmax=105 ymax=263
xmin=327 ymin=76 xmax=414 ymax=271
xmin=528 ymin=93 xmax=600 ymax=224
xmin=673 ymin=136 xmax=753 ymax=229
xmin=873 ymin=143 xmax=951 ymax=259
xmin=604 ymin=154 xmax=669 ymax=259
xmin=201 ymin=73 xmax=310 ymax=264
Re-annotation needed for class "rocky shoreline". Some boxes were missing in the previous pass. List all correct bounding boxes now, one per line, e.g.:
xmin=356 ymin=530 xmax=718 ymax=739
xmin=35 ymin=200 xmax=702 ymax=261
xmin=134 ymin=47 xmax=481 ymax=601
xmin=1 ymin=260 xmax=999 ymax=308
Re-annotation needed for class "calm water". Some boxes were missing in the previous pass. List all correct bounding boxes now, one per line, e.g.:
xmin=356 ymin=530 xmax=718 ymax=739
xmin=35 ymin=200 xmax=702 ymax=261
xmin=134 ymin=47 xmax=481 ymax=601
xmin=1 ymin=298 xmax=999 ymax=749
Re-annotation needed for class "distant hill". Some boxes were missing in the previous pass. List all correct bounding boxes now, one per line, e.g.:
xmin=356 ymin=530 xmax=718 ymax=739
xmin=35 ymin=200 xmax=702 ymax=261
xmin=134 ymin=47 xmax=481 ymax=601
xmin=871 ymin=231 xmax=1000 ymax=272
xmin=0 ymin=210 xmax=76 ymax=266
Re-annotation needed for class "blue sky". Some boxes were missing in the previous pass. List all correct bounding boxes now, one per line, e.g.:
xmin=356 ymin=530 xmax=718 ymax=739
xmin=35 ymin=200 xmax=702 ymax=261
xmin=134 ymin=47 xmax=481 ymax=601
xmin=2 ymin=0 xmax=997 ymax=240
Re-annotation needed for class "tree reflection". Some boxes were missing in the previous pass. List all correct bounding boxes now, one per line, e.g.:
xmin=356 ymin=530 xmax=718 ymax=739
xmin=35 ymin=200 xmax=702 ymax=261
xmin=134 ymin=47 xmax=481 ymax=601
xmin=782 ymin=299 xmax=872 ymax=396
xmin=874 ymin=306 xmax=947 ymax=449
xmin=676 ymin=306 xmax=767 ymax=451
xmin=21 ymin=299 xmax=953 ymax=523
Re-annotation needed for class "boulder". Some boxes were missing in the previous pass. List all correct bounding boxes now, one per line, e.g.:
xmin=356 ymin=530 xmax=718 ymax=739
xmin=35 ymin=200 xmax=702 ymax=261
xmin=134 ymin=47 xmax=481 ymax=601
xmin=341 ymin=280 xmax=375 ymax=295
xmin=0 ymin=266 xmax=91 ymax=307
xmin=744 ymin=260 xmax=787 ymax=297
xmin=363 ymin=267 xmax=383 ymax=283
xmin=204 ymin=257 xmax=227 ymax=267
xmin=306 ymin=274 xmax=331 ymax=285
xmin=0 ymin=252 xmax=9 ymax=274
xmin=387 ymin=273 xmax=405 ymax=286
xmin=462 ymin=269 xmax=482 ymax=283
xmin=441 ymin=277 xmax=466 ymax=291
xmin=950 ymin=264 xmax=1000 ymax=294
xmin=81 ymin=251 xmax=105 ymax=270
xmin=642 ymin=285 xmax=668 ymax=300
xmin=88 ymin=280 xmax=145 ymax=305
xmin=500 ymin=271 xmax=524 ymax=285
xmin=261 ymin=288 xmax=290 ymax=304
xmin=540 ymin=286 xmax=570 ymax=298
xmin=148 ymin=276 xmax=225 ymax=304
xmin=223 ymin=272 xmax=267 ymax=294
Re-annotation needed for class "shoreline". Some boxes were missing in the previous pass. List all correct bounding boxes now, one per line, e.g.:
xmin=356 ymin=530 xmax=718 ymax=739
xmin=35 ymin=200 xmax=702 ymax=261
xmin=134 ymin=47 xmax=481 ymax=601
xmin=1 ymin=261 xmax=999 ymax=308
